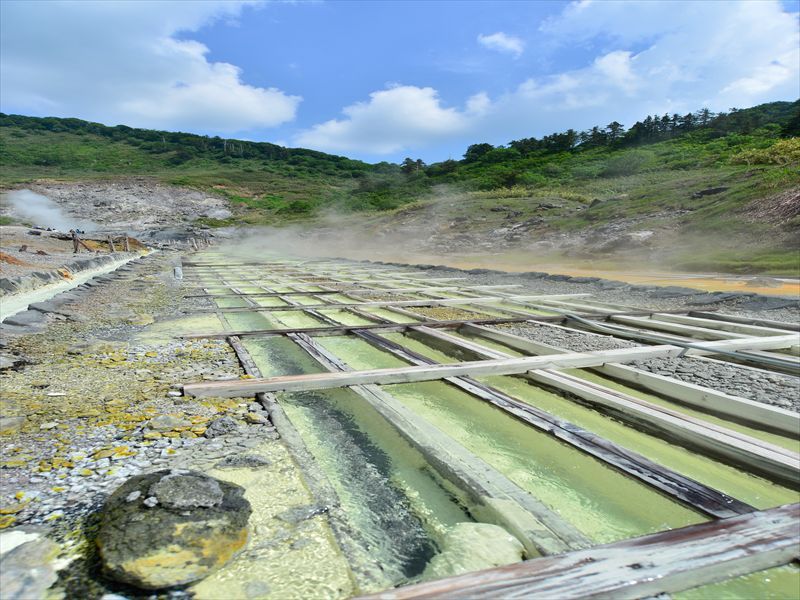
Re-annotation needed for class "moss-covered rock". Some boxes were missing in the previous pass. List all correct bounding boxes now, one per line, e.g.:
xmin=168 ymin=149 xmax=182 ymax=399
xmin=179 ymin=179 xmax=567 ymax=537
xmin=96 ymin=470 xmax=251 ymax=590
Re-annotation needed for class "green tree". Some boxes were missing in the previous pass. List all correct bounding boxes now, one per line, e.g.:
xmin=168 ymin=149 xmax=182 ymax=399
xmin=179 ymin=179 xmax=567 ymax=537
xmin=463 ymin=143 xmax=494 ymax=162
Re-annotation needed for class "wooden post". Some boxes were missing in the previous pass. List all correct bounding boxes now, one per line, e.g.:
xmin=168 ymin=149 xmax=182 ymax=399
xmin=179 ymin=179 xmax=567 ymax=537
xmin=107 ymin=235 xmax=116 ymax=253
xmin=123 ymin=236 xmax=130 ymax=252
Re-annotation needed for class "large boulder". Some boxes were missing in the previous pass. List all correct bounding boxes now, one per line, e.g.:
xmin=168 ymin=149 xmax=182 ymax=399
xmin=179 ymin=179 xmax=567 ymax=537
xmin=97 ymin=470 xmax=251 ymax=590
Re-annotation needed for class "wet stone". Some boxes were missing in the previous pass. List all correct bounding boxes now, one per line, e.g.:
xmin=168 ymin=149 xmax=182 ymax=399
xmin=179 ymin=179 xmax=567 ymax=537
xmin=0 ymin=416 xmax=26 ymax=435
xmin=203 ymin=416 xmax=240 ymax=438
xmin=215 ymin=454 xmax=271 ymax=470
xmin=422 ymin=523 xmax=524 ymax=580
xmin=149 ymin=415 xmax=191 ymax=431
xmin=149 ymin=473 xmax=224 ymax=509
xmin=97 ymin=470 xmax=251 ymax=590
xmin=276 ymin=504 xmax=329 ymax=524
xmin=0 ymin=532 xmax=60 ymax=600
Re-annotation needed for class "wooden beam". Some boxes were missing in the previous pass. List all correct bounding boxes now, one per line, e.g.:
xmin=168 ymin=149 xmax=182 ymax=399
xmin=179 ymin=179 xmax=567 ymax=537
xmin=597 ymin=362 xmax=800 ymax=436
xmin=654 ymin=313 xmax=790 ymax=337
xmin=359 ymin=328 xmax=754 ymax=519
xmin=462 ymin=324 xmax=800 ymax=437
xmin=690 ymin=311 xmax=800 ymax=333
xmin=610 ymin=314 xmax=745 ymax=341
xmin=359 ymin=323 xmax=799 ymax=487
xmin=186 ymin=294 xmax=590 ymax=314
xmin=528 ymin=369 xmax=799 ymax=488
xmin=182 ymin=345 xmax=686 ymax=397
xmin=183 ymin=284 xmax=521 ymax=299
xmin=177 ymin=316 xmax=561 ymax=340
xmin=289 ymin=332 xmax=590 ymax=556
xmin=358 ymin=503 xmax=800 ymax=600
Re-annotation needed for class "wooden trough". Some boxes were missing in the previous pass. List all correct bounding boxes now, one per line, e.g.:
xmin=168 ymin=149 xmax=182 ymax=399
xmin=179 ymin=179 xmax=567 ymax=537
xmin=178 ymin=255 xmax=800 ymax=598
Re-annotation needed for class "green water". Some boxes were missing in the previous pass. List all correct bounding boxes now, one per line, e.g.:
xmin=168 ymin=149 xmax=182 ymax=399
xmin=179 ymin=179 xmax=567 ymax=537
xmin=254 ymin=296 xmax=289 ymax=307
xmin=242 ymin=336 xmax=475 ymax=585
xmin=291 ymin=295 xmax=326 ymax=306
xmin=214 ymin=297 xmax=249 ymax=308
xmin=565 ymin=369 xmax=800 ymax=452
xmin=315 ymin=335 xmax=705 ymax=543
xmin=226 ymin=311 xmax=283 ymax=331
xmin=381 ymin=332 xmax=463 ymax=364
xmin=480 ymin=375 xmax=799 ymax=509
xmin=325 ymin=293 xmax=362 ymax=303
xmin=272 ymin=310 xmax=326 ymax=328
xmin=362 ymin=307 xmax=421 ymax=323
xmin=447 ymin=330 xmax=526 ymax=357
xmin=675 ymin=565 xmax=800 ymax=599
xmin=385 ymin=379 xmax=705 ymax=543
xmin=315 ymin=309 xmax=375 ymax=326
xmin=418 ymin=329 xmax=800 ymax=507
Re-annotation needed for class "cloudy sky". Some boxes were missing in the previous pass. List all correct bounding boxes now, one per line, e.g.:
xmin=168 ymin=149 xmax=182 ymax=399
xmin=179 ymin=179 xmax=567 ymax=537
xmin=1 ymin=0 xmax=798 ymax=162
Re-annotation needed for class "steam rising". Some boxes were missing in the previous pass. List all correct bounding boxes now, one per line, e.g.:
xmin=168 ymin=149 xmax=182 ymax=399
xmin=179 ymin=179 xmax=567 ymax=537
xmin=3 ymin=189 xmax=99 ymax=231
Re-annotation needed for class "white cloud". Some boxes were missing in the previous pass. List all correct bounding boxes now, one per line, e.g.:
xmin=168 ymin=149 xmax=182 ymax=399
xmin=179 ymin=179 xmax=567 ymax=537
xmin=0 ymin=1 xmax=300 ymax=133
xmin=477 ymin=32 xmax=525 ymax=58
xmin=535 ymin=0 xmax=799 ymax=112
xmin=294 ymin=85 xmax=472 ymax=154
xmin=298 ymin=1 xmax=797 ymax=158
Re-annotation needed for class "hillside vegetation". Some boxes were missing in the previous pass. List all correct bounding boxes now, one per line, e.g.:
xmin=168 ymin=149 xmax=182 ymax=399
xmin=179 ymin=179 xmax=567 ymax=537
xmin=1 ymin=101 xmax=798 ymax=273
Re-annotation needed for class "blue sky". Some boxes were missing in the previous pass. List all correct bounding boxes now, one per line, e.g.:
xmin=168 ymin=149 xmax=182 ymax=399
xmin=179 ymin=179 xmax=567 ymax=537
xmin=1 ymin=1 xmax=798 ymax=163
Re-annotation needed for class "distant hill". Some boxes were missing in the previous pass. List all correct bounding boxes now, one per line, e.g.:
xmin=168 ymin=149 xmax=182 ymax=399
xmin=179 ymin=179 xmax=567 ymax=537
xmin=1 ymin=101 xmax=798 ymax=273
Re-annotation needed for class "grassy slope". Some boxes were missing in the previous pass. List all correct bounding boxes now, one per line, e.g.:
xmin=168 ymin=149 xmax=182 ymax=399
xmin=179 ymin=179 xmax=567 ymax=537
xmin=1 ymin=104 xmax=798 ymax=274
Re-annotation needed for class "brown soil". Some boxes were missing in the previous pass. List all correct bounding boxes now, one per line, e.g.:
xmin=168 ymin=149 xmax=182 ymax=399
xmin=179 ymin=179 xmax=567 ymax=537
xmin=0 ymin=251 xmax=36 ymax=267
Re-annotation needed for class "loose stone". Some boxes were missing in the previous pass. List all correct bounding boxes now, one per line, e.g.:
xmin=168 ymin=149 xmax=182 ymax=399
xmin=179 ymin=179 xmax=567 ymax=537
xmin=97 ymin=470 xmax=251 ymax=590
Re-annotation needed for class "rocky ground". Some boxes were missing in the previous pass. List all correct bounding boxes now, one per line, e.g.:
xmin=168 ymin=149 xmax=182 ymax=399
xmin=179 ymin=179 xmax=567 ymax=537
xmin=492 ymin=322 xmax=799 ymax=411
xmin=374 ymin=260 xmax=800 ymax=412
xmin=0 ymin=251 xmax=797 ymax=599
xmin=0 ymin=252 xmax=352 ymax=600
xmin=2 ymin=181 xmax=231 ymax=234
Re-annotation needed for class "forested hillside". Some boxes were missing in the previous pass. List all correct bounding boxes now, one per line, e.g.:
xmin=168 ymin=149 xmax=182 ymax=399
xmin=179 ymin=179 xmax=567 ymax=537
xmin=1 ymin=101 xmax=798 ymax=273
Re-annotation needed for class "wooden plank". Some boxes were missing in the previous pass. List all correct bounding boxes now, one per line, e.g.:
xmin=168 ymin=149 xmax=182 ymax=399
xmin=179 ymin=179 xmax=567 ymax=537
xmin=654 ymin=313 xmax=790 ymax=337
xmin=182 ymin=345 xmax=686 ymax=397
xmin=463 ymin=324 xmax=800 ymax=436
xmin=184 ymin=284 xmax=521 ymax=299
xmin=186 ymin=294 xmax=591 ymax=314
xmin=610 ymin=314 xmax=745 ymax=341
xmin=360 ymin=328 xmax=754 ymax=519
xmin=528 ymin=370 xmax=800 ymax=488
xmin=598 ymin=362 xmax=800 ymax=437
xmin=402 ymin=325 xmax=800 ymax=486
xmin=358 ymin=503 xmax=800 ymax=600
xmin=562 ymin=317 xmax=800 ymax=362
xmin=177 ymin=316 xmax=559 ymax=339
xmin=289 ymin=332 xmax=590 ymax=556
xmin=690 ymin=311 xmax=800 ymax=333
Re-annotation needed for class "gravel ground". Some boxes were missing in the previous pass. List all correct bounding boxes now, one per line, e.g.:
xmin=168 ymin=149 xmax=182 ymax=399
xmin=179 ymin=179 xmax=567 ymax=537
xmin=493 ymin=322 xmax=800 ymax=411
xmin=0 ymin=252 xmax=797 ymax=597
xmin=0 ymin=252 xmax=347 ymax=599
xmin=390 ymin=262 xmax=800 ymax=320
